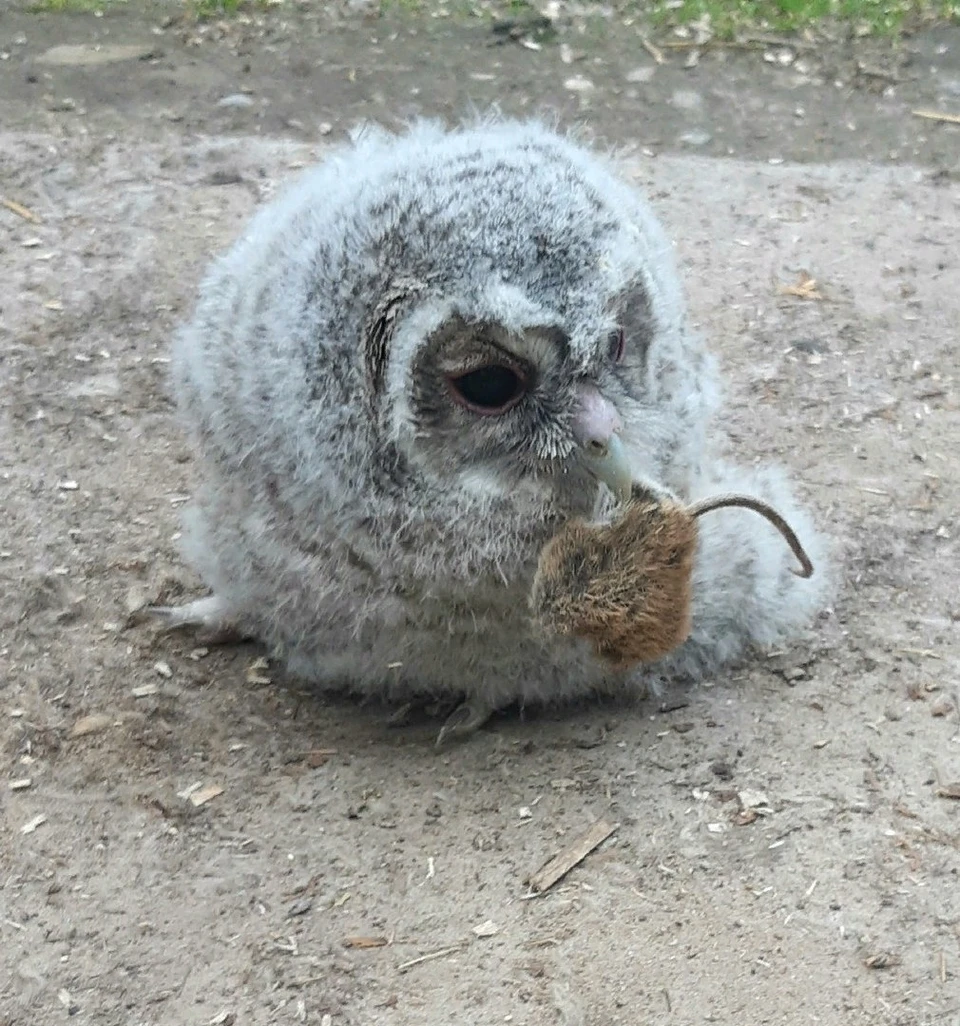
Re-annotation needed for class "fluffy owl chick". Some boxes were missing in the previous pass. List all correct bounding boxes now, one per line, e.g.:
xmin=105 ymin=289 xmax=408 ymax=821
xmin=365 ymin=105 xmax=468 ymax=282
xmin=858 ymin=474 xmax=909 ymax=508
xmin=160 ymin=118 xmax=827 ymax=738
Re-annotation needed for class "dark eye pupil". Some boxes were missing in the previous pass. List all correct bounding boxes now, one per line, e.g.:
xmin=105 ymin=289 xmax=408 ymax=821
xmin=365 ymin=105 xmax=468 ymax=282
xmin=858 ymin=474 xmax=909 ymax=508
xmin=450 ymin=365 xmax=525 ymax=412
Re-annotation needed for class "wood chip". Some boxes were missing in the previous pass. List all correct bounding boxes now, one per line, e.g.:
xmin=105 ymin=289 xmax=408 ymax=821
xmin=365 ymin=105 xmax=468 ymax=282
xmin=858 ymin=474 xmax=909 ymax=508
xmin=9 ymin=778 xmax=32 ymax=791
xmin=779 ymin=271 xmax=823 ymax=300
xmin=70 ymin=713 xmax=113 ymax=737
xmin=1 ymin=197 xmax=39 ymax=222
xmin=864 ymin=951 xmax=901 ymax=969
xmin=153 ymin=660 xmax=173 ymax=678
xmin=526 ymin=818 xmax=617 ymax=895
xmin=304 ymin=749 xmax=337 ymax=768
xmin=189 ymin=784 xmax=224 ymax=807
xmin=343 ymin=935 xmax=389 ymax=949
xmin=472 ymin=919 xmax=499 ymax=937
xmin=246 ymin=657 xmax=272 ymax=685
xmin=131 ymin=683 xmax=160 ymax=698
xmin=21 ymin=813 xmax=47 ymax=834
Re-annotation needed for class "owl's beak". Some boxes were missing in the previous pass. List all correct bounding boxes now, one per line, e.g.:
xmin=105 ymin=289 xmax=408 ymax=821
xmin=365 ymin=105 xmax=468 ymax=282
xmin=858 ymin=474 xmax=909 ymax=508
xmin=580 ymin=434 xmax=633 ymax=504
xmin=571 ymin=384 xmax=633 ymax=504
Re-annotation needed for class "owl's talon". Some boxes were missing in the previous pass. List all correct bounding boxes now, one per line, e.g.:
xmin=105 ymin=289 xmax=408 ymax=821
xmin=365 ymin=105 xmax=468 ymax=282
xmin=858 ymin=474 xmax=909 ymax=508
xmin=435 ymin=699 xmax=495 ymax=747
xmin=385 ymin=702 xmax=414 ymax=727
xmin=146 ymin=595 xmax=245 ymax=645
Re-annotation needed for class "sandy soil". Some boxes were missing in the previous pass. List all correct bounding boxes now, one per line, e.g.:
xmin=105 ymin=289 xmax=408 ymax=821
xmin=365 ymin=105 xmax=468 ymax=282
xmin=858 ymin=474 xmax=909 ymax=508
xmin=1 ymin=7 xmax=959 ymax=1026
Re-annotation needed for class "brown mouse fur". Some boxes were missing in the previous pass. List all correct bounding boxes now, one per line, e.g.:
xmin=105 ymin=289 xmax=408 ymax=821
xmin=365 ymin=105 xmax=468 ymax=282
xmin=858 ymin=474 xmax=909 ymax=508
xmin=531 ymin=487 xmax=814 ymax=670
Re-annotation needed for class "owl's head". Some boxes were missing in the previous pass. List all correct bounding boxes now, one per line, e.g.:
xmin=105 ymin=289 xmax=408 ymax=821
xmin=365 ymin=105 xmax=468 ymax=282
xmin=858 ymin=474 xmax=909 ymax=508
xmin=344 ymin=124 xmax=680 ymax=517
xmin=381 ymin=292 xmax=645 ymax=514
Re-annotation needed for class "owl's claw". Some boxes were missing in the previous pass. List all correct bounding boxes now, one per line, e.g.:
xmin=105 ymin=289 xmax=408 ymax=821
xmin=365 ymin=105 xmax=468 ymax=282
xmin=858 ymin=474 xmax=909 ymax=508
xmin=435 ymin=699 xmax=495 ymax=747
xmin=146 ymin=595 xmax=246 ymax=645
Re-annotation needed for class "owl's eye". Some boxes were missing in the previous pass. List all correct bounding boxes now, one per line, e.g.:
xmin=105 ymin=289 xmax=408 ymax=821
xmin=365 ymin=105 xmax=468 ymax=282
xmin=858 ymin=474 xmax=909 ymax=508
xmin=608 ymin=327 xmax=626 ymax=364
xmin=447 ymin=364 xmax=528 ymax=415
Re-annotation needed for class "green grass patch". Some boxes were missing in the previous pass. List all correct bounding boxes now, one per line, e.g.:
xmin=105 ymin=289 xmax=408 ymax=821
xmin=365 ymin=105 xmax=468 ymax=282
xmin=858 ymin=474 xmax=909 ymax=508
xmin=648 ymin=0 xmax=960 ymax=39
xmin=25 ymin=0 xmax=960 ymax=33
xmin=183 ymin=0 xmax=276 ymax=16
xmin=29 ymin=0 xmax=126 ymax=11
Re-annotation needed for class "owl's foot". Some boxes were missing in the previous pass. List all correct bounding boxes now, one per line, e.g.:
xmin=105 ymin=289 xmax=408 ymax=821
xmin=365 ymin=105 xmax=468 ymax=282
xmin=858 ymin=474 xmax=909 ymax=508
xmin=435 ymin=698 xmax=496 ymax=747
xmin=146 ymin=594 xmax=246 ymax=645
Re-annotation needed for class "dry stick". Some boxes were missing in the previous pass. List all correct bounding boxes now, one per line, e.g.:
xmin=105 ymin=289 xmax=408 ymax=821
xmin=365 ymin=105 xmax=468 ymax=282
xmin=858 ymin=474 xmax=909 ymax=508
xmin=1 ymin=197 xmax=39 ymax=222
xmin=912 ymin=109 xmax=960 ymax=125
xmin=526 ymin=818 xmax=618 ymax=896
xmin=397 ymin=945 xmax=464 ymax=973
xmin=640 ymin=36 xmax=665 ymax=64
xmin=685 ymin=494 xmax=815 ymax=579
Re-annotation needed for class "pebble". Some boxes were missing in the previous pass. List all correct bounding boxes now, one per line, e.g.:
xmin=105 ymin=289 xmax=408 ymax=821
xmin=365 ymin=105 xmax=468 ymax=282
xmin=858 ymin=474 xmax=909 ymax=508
xmin=217 ymin=93 xmax=255 ymax=109
xmin=625 ymin=66 xmax=655 ymax=84
xmin=563 ymin=76 xmax=595 ymax=93
xmin=679 ymin=130 xmax=712 ymax=147
xmin=671 ymin=89 xmax=703 ymax=110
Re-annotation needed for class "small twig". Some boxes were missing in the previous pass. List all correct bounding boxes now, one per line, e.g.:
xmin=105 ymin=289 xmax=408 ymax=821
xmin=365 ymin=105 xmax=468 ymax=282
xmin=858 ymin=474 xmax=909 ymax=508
xmin=1 ymin=197 xmax=39 ymax=223
xmin=896 ymin=647 xmax=941 ymax=659
xmin=657 ymin=40 xmax=710 ymax=50
xmin=687 ymin=494 xmax=815 ymax=579
xmin=856 ymin=62 xmax=901 ymax=83
xmin=912 ymin=109 xmax=960 ymax=125
xmin=739 ymin=33 xmax=817 ymax=50
xmin=397 ymin=945 xmax=464 ymax=973
xmin=526 ymin=818 xmax=617 ymax=895
xmin=640 ymin=36 xmax=665 ymax=64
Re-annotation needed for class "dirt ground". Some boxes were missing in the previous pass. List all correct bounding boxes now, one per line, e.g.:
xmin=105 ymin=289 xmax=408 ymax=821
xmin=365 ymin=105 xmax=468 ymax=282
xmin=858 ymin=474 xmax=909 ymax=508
xmin=2 ymin=5 xmax=960 ymax=1026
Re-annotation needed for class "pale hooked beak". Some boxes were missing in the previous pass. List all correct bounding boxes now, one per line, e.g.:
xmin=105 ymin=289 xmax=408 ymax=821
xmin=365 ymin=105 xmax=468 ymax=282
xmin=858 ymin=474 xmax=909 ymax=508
xmin=571 ymin=383 xmax=633 ymax=504
xmin=581 ymin=433 xmax=633 ymax=505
